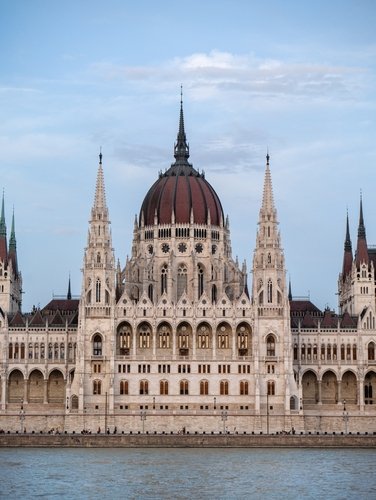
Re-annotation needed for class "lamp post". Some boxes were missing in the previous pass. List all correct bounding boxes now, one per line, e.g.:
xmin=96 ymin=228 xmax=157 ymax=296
xmin=153 ymin=397 xmax=155 ymax=410
xmin=343 ymin=400 xmax=349 ymax=434
xmin=140 ymin=409 xmax=147 ymax=433
xmin=214 ymin=397 xmax=216 ymax=410
xmin=19 ymin=399 xmax=25 ymax=433
xmin=221 ymin=410 xmax=228 ymax=434
xmin=266 ymin=393 xmax=270 ymax=434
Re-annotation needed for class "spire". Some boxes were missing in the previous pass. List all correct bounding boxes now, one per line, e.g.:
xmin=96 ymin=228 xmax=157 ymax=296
xmin=0 ymin=190 xmax=8 ymax=264
xmin=0 ymin=190 xmax=6 ymax=237
xmin=67 ymin=275 xmax=72 ymax=300
xmin=8 ymin=207 xmax=18 ymax=275
xmin=259 ymin=153 xmax=277 ymax=222
xmin=93 ymin=149 xmax=107 ymax=215
xmin=173 ymin=86 xmax=190 ymax=165
xmin=288 ymin=278 xmax=292 ymax=301
xmin=342 ymin=210 xmax=353 ymax=279
xmin=355 ymin=193 xmax=368 ymax=267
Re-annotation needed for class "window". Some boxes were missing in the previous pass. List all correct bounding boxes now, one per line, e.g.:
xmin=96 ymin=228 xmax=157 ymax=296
xmin=118 ymin=323 xmax=131 ymax=352
xmin=217 ymin=325 xmax=229 ymax=349
xmin=267 ymin=380 xmax=275 ymax=396
xmin=93 ymin=334 xmax=102 ymax=356
xmin=148 ymin=284 xmax=153 ymax=303
xmin=120 ymin=380 xmax=128 ymax=395
xmin=267 ymin=279 xmax=272 ymax=303
xmin=158 ymin=364 xmax=170 ymax=374
xmin=160 ymin=380 xmax=168 ymax=395
xmin=198 ymin=265 xmax=204 ymax=298
xmin=266 ymin=334 xmax=275 ymax=357
xmin=93 ymin=380 xmax=102 ymax=395
xmin=198 ymin=324 xmax=210 ymax=349
xmin=198 ymin=364 xmax=210 ymax=374
xmin=218 ymin=364 xmax=231 ymax=374
xmin=158 ymin=324 xmax=170 ymax=348
xmin=240 ymin=380 xmax=249 ymax=395
xmin=368 ymin=342 xmax=375 ymax=361
xmin=200 ymin=380 xmax=209 ymax=395
xmin=96 ymin=278 xmax=101 ymax=302
xmin=178 ymin=324 xmax=190 ymax=349
xmin=178 ymin=364 xmax=190 ymax=374
xmin=220 ymin=380 xmax=229 ymax=395
xmin=180 ymin=380 xmax=189 ymax=395
xmin=140 ymin=380 xmax=149 ymax=395
xmin=177 ymin=265 xmax=187 ymax=300
xmin=161 ymin=264 xmax=168 ymax=295
xmin=138 ymin=324 xmax=151 ymax=348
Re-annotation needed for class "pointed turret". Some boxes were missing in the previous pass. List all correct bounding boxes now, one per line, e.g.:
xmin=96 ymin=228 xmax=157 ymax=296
xmin=67 ymin=275 xmax=72 ymax=300
xmin=355 ymin=194 xmax=368 ymax=267
xmin=8 ymin=208 xmax=18 ymax=276
xmin=342 ymin=211 xmax=353 ymax=279
xmin=259 ymin=153 xmax=277 ymax=224
xmin=0 ymin=191 xmax=8 ymax=264
xmin=288 ymin=278 xmax=292 ymax=301
xmin=173 ymin=86 xmax=190 ymax=165
xmin=92 ymin=150 xmax=108 ymax=218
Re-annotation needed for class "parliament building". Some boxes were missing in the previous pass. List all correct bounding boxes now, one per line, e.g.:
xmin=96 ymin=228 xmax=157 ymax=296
xmin=1 ymin=100 xmax=375 ymax=434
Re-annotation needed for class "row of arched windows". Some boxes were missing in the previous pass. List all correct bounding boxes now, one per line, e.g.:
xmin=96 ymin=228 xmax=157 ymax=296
xmin=93 ymin=379 xmax=264 ymax=396
xmin=8 ymin=342 xmax=76 ymax=362
xmin=293 ymin=342 xmax=371 ymax=362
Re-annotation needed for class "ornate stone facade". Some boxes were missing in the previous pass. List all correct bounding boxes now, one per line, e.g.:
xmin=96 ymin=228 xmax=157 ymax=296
xmin=0 ymin=101 xmax=375 ymax=434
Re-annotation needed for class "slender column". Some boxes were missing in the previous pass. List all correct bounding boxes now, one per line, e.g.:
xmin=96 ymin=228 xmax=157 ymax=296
xmin=337 ymin=380 xmax=342 ymax=404
xmin=23 ymin=378 xmax=28 ymax=404
xmin=44 ymin=379 xmax=48 ymax=404
xmin=317 ymin=380 xmax=322 ymax=404
xmin=358 ymin=377 xmax=364 ymax=408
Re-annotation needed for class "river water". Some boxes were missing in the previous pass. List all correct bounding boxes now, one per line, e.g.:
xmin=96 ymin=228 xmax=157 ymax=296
xmin=0 ymin=448 xmax=375 ymax=499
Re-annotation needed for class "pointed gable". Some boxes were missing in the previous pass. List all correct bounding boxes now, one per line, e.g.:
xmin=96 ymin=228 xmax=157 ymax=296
xmin=301 ymin=312 xmax=319 ymax=329
xmin=320 ymin=309 xmax=338 ymax=328
xmin=29 ymin=309 xmax=45 ymax=327
xmin=9 ymin=311 xmax=25 ymax=327
xmin=341 ymin=311 xmax=358 ymax=328
xmin=49 ymin=310 xmax=65 ymax=327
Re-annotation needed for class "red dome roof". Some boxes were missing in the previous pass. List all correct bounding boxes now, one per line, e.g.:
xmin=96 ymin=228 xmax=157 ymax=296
xmin=140 ymin=164 xmax=224 ymax=226
xmin=139 ymin=100 xmax=224 ymax=227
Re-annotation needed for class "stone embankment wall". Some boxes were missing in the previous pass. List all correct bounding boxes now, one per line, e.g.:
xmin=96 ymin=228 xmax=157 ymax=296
xmin=0 ymin=433 xmax=376 ymax=448
xmin=1 ymin=412 xmax=376 ymax=435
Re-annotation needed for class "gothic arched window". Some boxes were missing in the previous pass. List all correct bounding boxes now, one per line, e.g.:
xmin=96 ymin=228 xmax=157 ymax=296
xmin=161 ymin=264 xmax=168 ymax=295
xmin=198 ymin=265 xmax=204 ymax=298
xmin=266 ymin=334 xmax=275 ymax=357
xmin=96 ymin=279 xmax=101 ymax=302
xmin=177 ymin=264 xmax=188 ymax=300
xmin=267 ymin=279 xmax=272 ymax=303
xmin=93 ymin=334 xmax=103 ymax=356
xmin=200 ymin=380 xmax=209 ymax=395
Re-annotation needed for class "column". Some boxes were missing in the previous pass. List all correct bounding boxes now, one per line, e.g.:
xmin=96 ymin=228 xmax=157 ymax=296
xmin=337 ymin=380 xmax=342 ymax=405
xmin=317 ymin=380 xmax=322 ymax=404
xmin=44 ymin=379 xmax=48 ymax=404
xmin=23 ymin=378 xmax=28 ymax=404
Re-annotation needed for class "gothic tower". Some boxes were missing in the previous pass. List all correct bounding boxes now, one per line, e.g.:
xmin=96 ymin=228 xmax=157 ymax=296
xmin=71 ymin=152 xmax=117 ymax=412
xmin=252 ymin=154 xmax=298 ymax=412
xmin=0 ymin=194 xmax=22 ymax=315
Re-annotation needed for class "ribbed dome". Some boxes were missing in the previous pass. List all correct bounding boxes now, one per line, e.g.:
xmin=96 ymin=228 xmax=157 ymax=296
xmin=139 ymin=99 xmax=224 ymax=227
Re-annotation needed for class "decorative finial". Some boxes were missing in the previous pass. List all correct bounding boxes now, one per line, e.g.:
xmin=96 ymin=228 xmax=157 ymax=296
xmin=99 ymin=146 xmax=102 ymax=165
xmin=266 ymin=148 xmax=270 ymax=165
xmin=180 ymin=84 xmax=183 ymax=105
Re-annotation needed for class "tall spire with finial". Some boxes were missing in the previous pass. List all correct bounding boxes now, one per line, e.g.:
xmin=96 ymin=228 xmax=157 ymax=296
xmin=0 ymin=190 xmax=8 ymax=264
xmin=67 ymin=274 xmax=72 ymax=300
xmin=173 ymin=86 xmax=190 ymax=165
xmin=342 ymin=210 xmax=353 ymax=279
xmin=8 ymin=207 xmax=18 ymax=275
xmin=93 ymin=148 xmax=107 ymax=215
xmin=355 ymin=192 xmax=368 ymax=266
xmin=259 ymin=152 xmax=277 ymax=223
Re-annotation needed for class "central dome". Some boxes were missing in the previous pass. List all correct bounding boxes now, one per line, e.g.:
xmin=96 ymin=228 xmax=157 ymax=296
xmin=139 ymin=101 xmax=224 ymax=227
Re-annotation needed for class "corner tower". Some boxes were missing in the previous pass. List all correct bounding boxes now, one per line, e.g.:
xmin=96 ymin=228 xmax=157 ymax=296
xmin=252 ymin=154 xmax=298 ymax=413
xmin=72 ymin=152 xmax=117 ymax=412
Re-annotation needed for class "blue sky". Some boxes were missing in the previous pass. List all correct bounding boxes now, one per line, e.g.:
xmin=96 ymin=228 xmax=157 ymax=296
xmin=1 ymin=0 xmax=376 ymax=311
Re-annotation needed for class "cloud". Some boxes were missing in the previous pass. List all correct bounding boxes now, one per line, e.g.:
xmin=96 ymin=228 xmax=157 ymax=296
xmin=89 ymin=50 xmax=367 ymax=103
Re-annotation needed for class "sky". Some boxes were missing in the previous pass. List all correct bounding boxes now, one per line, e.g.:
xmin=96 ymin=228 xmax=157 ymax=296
xmin=1 ymin=0 xmax=376 ymax=312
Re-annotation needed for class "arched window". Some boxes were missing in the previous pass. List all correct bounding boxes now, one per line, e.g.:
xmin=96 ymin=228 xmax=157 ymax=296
xmin=148 ymin=284 xmax=153 ymax=303
xmin=266 ymin=334 xmax=275 ymax=357
xmin=200 ymin=380 xmax=209 ymax=395
xmin=177 ymin=264 xmax=187 ymax=300
xmin=93 ymin=380 xmax=102 ymax=395
xmin=180 ymin=380 xmax=189 ymax=395
xmin=97 ymin=252 xmax=101 ymax=264
xmin=198 ymin=265 xmax=204 ymax=298
xmin=212 ymin=284 xmax=217 ymax=303
xmin=118 ymin=323 xmax=131 ymax=354
xmin=217 ymin=324 xmax=229 ymax=349
xmin=160 ymin=380 xmax=168 ymax=395
xmin=161 ymin=264 xmax=168 ymax=295
xmin=96 ymin=279 xmax=101 ymax=302
xmin=237 ymin=325 xmax=249 ymax=350
xmin=267 ymin=279 xmax=272 ymax=303
xmin=220 ymin=380 xmax=229 ymax=395
xmin=93 ymin=334 xmax=103 ymax=356
xmin=158 ymin=324 xmax=170 ymax=349
xmin=240 ymin=380 xmax=249 ymax=395
xmin=178 ymin=323 xmax=190 ymax=349
xmin=197 ymin=324 xmax=210 ymax=349
xmin=120 ymin=380 xmax=128 ymax=395
xmin=368 ymin=342 xmax=375 ymax=361
xmin=140 ymin=380 xmax=148 ymax=395
xmin=138 ymin=323 xmax=151 ymax=349
xmin=267 ymin=380 xmax=275 ymax=396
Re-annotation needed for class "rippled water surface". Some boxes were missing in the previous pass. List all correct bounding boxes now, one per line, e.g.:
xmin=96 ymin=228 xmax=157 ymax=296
xmin=0 ymin=448 xmax=375 ymax=499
